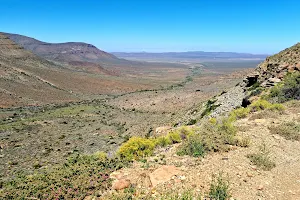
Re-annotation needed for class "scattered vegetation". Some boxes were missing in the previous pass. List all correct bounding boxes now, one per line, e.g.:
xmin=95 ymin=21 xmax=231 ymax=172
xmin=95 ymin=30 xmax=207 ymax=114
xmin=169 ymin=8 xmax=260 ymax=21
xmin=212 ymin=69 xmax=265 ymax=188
xmin=0 ymin=152 xmax=129 ymax=199
xmin=177 ymin=118 xmax=247 ymax=157
xmin=228 ymin=99 xmax=285 ymax=122
xmin=249 ymin=99 xmax=285 ymax=112
xmin=177 ymin=134 xmax=206 ymax=157
xmin=209 ymin=173 xmax=231 ymax=200
xmin=247 ymin=143 xmax=276 ymax=171
xmin=267 ymin=72 xmax=300 ymax=103
xmin=269 ymin=121 xmax=300 ymax=141
xmin=201 ymin=99 xmax=220 ymax=118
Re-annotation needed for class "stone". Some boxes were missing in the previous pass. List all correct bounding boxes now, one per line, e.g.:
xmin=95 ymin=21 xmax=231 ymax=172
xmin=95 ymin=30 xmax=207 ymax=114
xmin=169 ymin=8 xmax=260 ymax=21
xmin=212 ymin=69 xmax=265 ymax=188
xmin=110 ymin=171 xmax=124 ymax=180
xmin=296 ymin=63 xmax=300 ymax=70
xmin=268 ymin=77 xmax=281 ymax=84
xmin=273 ymin=135 xmax=281 ymax=140
xmin=254 ymin=119 xmax=267 ymax=124
xmin=257 ymin=185 xmax=264 ymax=190
xmin=112 ymin=179 xmax=131 ymax=190
xmin=154 ymin=126 xmax=172 ymax=137
xmin=246 ymin=172 xmax=254 ymax=177
xmin=149 ymin=165 xmax=181 ymax=187
xmin=179 ymin=175 xmax=186 ymax=181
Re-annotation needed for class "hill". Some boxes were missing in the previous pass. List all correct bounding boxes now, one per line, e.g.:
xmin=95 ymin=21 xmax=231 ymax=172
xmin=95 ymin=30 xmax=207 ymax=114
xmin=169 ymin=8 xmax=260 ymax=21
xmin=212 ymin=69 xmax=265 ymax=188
xmin=1 ymin=40 xmax=300 ymax=199
xmin=3 ymin=32 xmax=132 ymax=66
xmin=0 ymin=33 xmax=76 ymax=107
xmin=0 ymin=33 xmax=158 ymax=107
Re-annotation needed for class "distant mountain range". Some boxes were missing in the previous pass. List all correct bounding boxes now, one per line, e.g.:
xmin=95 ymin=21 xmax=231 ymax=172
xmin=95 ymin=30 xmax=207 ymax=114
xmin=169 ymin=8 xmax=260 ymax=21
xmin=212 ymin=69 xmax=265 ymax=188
xmin=112 ymin=51 xmax=269 ymax=61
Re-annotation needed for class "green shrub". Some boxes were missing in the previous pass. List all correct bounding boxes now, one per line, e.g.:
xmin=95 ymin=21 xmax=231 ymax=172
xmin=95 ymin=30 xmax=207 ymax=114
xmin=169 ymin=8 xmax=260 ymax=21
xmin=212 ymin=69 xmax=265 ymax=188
xmin=209 ymin=173 xmax=231 ymax=200
xmin=267 ymin=72 xmax=300 ymax=103
xmin=176 ymin=118 xmax=245 ymax=157
xmin=167 ymin=132 xmax=182 ymax=143
xmin=247 ymin=143 xmax=276 ymax=171
xmin=177 ymin=134 xmax=206 ymax=157
xmin=229 ymin=107 xmax=250 ymax=122
xmin=117 ymin=137 xmax=156 ymax=160
xmin=156 ymin=136 xmax=172 ymax=147
xmin=269 ymin=121 xmax=300 ymax=141
xmin=249 ymin=99 xmax=285 ymax=113
xmin=249 ymin=99 xmax=272 ymax=111
xmin=268 ymin=103 xmax=285 ymax=112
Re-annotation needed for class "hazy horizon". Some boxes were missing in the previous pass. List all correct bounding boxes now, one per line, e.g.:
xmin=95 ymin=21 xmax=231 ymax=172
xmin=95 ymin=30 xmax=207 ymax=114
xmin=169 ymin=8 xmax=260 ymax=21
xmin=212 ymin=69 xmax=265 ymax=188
xmin=1 ymin=0 xmax=299 ymax=54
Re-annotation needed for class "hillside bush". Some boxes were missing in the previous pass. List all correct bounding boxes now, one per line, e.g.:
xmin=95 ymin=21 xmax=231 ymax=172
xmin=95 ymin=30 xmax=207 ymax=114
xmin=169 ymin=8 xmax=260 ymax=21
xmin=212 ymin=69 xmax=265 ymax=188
xmin=228 ymin=107 xmax=250 ymax=122
xmin=177 ymin=134 xmax=206 ymax=157
xmin=249 ymin=99 xmax=285 ymax=113
xmin=117 ymin=137 xmax=156 ymax=160
xmin=209 ymin=173 xmax=231 ymax=200
xmin=268 ymin=72 xmax=300 ymax=103
xmin=247 ymin=143 xmax=275 ymax=171
xmin=156 ymin=136 xmax=172 ymax=147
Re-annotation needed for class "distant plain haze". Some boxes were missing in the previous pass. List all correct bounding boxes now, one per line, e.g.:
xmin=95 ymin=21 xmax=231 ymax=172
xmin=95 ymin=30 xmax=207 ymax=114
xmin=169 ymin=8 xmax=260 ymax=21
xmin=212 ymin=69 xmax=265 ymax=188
xmin=1 ymin=0 xmax=299 ymax=54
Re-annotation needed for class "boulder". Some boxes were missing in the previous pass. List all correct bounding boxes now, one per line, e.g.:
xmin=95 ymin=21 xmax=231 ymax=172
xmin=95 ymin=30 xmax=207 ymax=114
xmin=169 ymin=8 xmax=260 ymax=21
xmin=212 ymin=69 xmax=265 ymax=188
xmin=149 ymin=165 xmax=181 ymax=187
xmin=268 ymin=77 xmax=281 ymax=84
xmin=112 ymin=179 xmax=131 ymax=190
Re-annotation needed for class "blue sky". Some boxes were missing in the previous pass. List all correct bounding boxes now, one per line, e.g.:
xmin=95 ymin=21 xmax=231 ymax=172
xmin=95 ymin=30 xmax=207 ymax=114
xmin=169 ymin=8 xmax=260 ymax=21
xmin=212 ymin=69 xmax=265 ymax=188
xmin=0 ymin=0 xmax=299 ymax=54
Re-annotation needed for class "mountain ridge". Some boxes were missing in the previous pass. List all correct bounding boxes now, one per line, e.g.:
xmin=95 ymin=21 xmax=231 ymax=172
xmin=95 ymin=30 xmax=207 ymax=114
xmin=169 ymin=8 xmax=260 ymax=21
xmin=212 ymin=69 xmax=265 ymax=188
xmin=2 ymin=32 xmax=130 ymax=66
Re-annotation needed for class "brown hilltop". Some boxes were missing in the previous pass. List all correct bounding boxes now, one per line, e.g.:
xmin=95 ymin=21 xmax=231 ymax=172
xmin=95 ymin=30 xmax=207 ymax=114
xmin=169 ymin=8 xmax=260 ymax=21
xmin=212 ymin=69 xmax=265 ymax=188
xmin=3 ymin=32 xmax=132 ymax=66
xmin=0 ymin=33 xmax=149 ymax=108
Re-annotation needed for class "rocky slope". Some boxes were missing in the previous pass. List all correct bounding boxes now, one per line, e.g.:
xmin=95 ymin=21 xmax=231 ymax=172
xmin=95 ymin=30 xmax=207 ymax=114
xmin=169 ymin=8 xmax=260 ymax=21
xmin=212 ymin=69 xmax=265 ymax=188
xmin=0 ymin=33 xmax=76 ymax=107
xmin=255 ymin=43 xmax=300 ymax=85
xmin=182 ymin=42 xmax=300 ymax=123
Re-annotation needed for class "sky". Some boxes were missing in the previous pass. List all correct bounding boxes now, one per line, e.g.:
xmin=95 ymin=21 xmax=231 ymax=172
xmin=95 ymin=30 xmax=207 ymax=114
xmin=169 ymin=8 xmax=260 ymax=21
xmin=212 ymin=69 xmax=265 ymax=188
xmin=0 ymin=0 xmax=299 ymax=54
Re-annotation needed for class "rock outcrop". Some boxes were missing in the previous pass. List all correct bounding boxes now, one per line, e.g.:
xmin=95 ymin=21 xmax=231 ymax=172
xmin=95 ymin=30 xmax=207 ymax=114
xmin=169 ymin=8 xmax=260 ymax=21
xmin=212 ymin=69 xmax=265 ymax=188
xmin=183 ymin=42 xmax=300 ymax=121
xmin=256 ymin=43 xmax=300 ymax=84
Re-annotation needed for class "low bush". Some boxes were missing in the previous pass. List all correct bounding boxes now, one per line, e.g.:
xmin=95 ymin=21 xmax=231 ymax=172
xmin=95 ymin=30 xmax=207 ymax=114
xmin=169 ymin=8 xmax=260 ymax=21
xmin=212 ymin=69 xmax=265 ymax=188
xmin=249 ymin=99 xmax=273 ymax=111
xmin=229 ymin=107 xmax=250 ymax=122
xmin=247 ymin=143 xmax=276 ymax=171
xmin=177 ymin=134 xmax=206 ymax=157
xmin=209 ymin=173 xmax=231 ymax=200
xmin=156 ymin=136 xmax=172 ymax=147
xmin=167 ymin=132 xmax=182 ymax=143
xmin=267 ymin=72 xmax=300 ymax=103
xmin=269 ymin=121 xmax=300 ymax=141
xmin=248 ymin=99 xmax=285 ymax=113
xmin=117 ymin=137 xmax=156 ymax=160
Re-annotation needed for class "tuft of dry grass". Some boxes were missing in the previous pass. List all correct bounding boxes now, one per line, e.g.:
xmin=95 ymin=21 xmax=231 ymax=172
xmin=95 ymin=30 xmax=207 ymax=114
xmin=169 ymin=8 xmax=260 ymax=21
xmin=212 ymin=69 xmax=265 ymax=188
xmin=269 ymin=121 xmax=300 ymax=141
xmin=247 ymin=143 xmax=276 ymax=171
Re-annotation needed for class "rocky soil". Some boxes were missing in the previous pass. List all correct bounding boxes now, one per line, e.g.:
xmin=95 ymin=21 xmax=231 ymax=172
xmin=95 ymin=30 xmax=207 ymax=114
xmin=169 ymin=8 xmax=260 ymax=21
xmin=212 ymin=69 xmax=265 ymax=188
xmin=100 ymin=102 xmax=300 ymax=200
